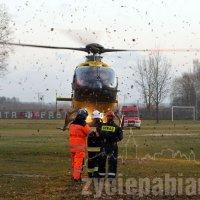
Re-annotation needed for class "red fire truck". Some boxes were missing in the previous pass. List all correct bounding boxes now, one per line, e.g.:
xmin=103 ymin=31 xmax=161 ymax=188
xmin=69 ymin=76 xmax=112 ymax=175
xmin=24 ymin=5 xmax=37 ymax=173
xmin=121 ymin=105 xmax=141 ymax=128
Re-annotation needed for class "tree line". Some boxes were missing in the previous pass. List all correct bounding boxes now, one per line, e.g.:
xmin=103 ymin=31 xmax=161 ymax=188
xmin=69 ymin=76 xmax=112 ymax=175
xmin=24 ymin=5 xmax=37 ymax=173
xmin=171 ymin=59 xmax=200 ymax=107
xmin=135 ymin=55 xmax=200 ymax=122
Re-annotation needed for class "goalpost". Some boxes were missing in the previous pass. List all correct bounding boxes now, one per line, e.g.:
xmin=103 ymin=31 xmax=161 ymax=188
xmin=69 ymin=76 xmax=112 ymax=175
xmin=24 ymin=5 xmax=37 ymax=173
xmin=171 ymin=106 xmax=196 ymax=121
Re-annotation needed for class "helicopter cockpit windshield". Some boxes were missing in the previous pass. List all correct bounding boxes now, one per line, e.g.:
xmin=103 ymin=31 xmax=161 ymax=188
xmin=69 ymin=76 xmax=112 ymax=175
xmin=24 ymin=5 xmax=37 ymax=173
xmin=73 ymin=66 xmax=118 ymax=102
xmin=74 ymin=66 xmax=117 ymax=89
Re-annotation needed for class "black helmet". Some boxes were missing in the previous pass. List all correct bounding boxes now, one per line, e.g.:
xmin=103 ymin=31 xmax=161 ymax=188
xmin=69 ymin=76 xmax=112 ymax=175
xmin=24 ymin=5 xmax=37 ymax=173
xmin=77 ymin=108 xmax=88 ymax=119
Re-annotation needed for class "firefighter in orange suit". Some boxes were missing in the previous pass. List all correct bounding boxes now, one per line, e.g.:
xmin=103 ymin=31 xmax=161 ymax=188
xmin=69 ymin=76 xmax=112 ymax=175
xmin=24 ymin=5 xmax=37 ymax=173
xmin=69 ymin=108 xmax=91 ymax=182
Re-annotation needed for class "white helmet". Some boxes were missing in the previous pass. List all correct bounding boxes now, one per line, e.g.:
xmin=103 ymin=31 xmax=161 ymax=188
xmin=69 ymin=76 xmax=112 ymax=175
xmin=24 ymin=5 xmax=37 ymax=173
xmin=92 ymin=110 xmax=101 ymax=119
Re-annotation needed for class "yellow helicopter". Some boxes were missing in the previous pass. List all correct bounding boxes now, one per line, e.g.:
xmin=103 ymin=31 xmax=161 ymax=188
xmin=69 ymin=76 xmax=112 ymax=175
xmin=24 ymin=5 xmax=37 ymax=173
xmin=1 ymin=41 xmax=199 ymax=126
xmin=56 ymin=43 xmax=127 ymax=124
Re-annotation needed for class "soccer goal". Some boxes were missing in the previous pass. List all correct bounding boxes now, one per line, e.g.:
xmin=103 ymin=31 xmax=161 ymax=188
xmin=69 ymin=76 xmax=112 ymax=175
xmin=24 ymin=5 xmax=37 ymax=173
xmin=171 ymin=106 xmax=196 ymax=121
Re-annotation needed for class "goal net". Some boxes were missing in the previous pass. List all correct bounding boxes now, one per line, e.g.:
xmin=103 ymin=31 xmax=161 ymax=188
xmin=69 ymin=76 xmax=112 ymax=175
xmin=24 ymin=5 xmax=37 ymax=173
xmin=171 ymin=106 xmax=196 ymax=121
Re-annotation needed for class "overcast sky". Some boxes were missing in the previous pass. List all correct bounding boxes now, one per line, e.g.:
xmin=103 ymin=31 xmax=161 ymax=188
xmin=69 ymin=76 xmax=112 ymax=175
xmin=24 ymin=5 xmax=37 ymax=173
xmin=0 ymin=0 xmax=200 ymax=103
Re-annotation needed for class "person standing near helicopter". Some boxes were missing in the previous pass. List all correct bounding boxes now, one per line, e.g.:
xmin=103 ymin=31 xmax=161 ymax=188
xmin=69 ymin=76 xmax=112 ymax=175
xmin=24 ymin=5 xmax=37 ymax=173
xmin=87 ymin=110 xmax=103 ymax=178
xmin=69 ymin=108 xmax=92 ymax=182
xmin=98 ymin=111 xmax=123 ymax=179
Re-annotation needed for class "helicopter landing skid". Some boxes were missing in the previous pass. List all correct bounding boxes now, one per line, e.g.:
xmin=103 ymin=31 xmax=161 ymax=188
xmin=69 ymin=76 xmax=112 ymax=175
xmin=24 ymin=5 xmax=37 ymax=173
xmin=56 ymin=126 xmax=67 ymax=131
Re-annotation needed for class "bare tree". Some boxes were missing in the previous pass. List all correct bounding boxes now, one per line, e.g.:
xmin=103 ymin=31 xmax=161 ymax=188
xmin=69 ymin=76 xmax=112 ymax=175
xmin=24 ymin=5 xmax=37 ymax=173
xmin=136 ymin=58 xmax=154 ymax=112
xmin=0 ymin=4 xmax=11 ymax=78
xmin=193 ymin=60 xmax=200 ymax=115
xmin=171 ymin=77 xmax=185 ymax=106
xmin=151 ymin=53 xmax=171 ymax=123
xmin=136 ymin=53 xmax=171 ymax=123
xmin=171 ymin=73 xmax=196 ymax=106
xmin=171 ymin=60 xmax=200 ymax=119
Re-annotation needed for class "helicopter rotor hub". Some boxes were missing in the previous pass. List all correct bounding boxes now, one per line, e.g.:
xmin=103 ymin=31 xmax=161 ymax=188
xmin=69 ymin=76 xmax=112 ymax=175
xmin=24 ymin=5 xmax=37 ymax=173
xmin=85 ymin=43 xmax=105 ymax=54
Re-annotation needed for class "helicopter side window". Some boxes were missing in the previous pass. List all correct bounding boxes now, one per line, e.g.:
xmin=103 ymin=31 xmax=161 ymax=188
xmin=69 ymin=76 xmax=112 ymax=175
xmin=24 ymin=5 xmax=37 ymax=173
xmin=99 ymin=68 xmax=116 ymax=88
xmin=74 ymin=68 xmax=87 ymax=86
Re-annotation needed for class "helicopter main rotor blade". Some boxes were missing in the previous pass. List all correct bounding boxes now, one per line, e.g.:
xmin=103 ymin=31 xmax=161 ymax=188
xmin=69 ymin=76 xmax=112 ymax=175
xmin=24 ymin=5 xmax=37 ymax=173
xmin=104 ymin=48 xmax=200 ymax=53
xmin=0 ymin=42 xmax=87 ymax=52
xmin=1 ymin=42 xmax=199 ymax=53
xmin=132 ymin=48 xmax=200 ymax=52
xmin=103 ymin=49 xmax=129 ymax=53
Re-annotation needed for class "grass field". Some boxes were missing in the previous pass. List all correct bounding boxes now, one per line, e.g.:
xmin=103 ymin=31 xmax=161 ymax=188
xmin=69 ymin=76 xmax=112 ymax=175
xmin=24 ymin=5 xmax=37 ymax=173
xmin=0 ymin=119 xmax=200 ymax=199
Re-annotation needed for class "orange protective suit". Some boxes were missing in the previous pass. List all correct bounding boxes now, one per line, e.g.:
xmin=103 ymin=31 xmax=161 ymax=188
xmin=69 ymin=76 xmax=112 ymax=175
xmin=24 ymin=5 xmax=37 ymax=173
xmin=69 ymin=123 xmax=91 ymax=180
